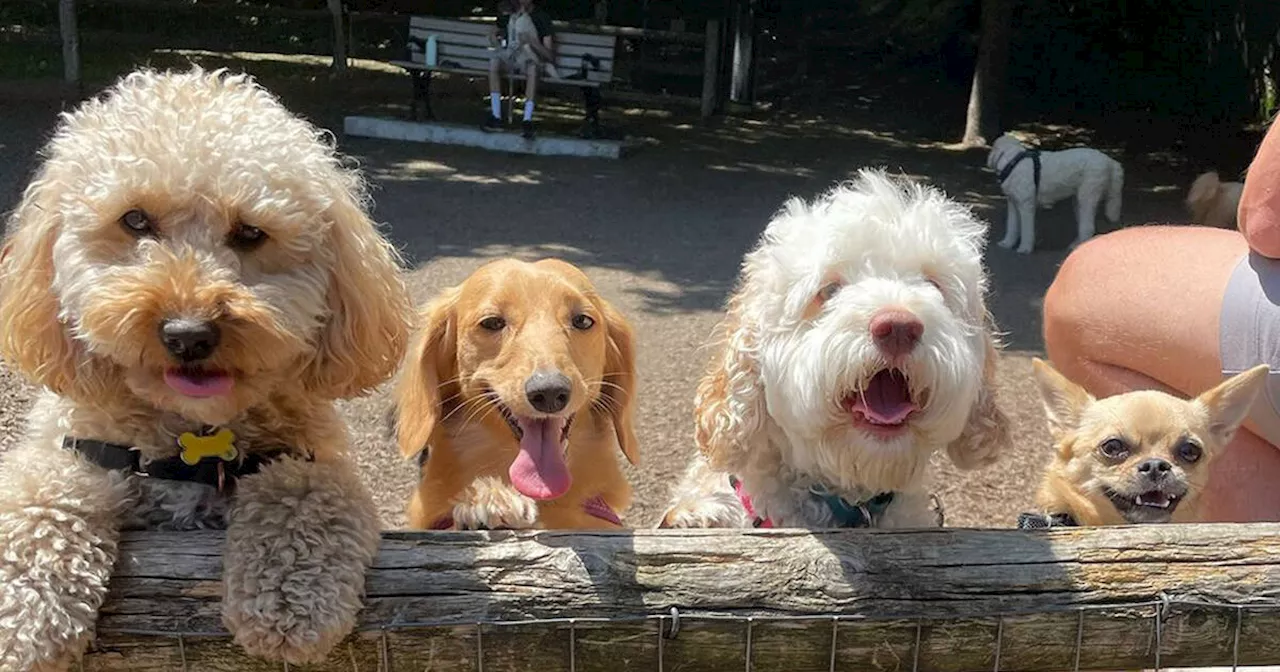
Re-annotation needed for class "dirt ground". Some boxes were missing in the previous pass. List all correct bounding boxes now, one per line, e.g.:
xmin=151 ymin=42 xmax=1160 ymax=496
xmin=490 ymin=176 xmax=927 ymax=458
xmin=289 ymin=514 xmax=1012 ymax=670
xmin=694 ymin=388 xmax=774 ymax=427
xmin=0 ymin=63 xmax=1206 ymax=530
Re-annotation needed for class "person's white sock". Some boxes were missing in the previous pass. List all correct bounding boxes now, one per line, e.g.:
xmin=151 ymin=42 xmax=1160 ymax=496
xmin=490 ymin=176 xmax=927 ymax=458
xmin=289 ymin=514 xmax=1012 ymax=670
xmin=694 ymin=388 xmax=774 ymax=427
xmin=490 ymin=92 xmax=502 ymax=119
xmin=523 ymin=100 xmax=535 ymax=121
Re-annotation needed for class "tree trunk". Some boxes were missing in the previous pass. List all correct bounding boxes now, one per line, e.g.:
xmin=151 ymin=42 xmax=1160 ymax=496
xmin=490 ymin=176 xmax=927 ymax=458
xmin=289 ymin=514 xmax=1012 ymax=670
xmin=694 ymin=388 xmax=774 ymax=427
xmin=961 ymin=0 xmax=1012 ymax=146
xmin=328 ymin=0 xmax=347 ymax=74
xmin=58 ymin=0 xmax=79 ymax=94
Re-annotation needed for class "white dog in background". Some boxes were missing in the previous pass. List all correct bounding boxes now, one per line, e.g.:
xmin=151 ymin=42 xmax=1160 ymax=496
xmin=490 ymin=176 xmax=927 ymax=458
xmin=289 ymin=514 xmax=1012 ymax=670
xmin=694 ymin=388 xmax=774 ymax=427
xmin=987 ymin=133 xmax=1125 ymax=254
xmin=658 ymin=170 xmax=1010 ymax=530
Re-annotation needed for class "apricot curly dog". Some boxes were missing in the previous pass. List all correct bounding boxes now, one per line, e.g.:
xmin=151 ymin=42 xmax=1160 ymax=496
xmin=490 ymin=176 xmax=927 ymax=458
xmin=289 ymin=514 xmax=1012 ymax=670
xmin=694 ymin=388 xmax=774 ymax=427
xmin=0 ymin=67 xmax=412 ymax=669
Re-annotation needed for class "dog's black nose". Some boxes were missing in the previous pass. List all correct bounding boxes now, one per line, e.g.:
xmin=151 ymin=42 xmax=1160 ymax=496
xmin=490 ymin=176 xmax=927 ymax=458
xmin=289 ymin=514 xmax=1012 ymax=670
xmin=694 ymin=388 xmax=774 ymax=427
xmin=160 ymin=318 xmax=221 ymax=362
xmin=525 ymin=371 xmax=571 ymax=414
xmin=1137 ymin=458 xmax=1173 ymax=479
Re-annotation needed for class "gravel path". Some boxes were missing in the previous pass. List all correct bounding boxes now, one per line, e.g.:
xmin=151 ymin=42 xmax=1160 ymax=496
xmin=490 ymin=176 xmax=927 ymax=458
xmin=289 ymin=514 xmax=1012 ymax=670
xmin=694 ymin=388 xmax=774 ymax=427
xmin=0 ymin=85 xmax=1196 ymax=529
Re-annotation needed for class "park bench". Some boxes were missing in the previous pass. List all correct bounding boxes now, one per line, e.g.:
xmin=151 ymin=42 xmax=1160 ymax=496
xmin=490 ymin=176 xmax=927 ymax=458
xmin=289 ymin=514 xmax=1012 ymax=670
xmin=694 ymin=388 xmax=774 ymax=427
xmin=390 ymin=16 xmax=618 ymax=137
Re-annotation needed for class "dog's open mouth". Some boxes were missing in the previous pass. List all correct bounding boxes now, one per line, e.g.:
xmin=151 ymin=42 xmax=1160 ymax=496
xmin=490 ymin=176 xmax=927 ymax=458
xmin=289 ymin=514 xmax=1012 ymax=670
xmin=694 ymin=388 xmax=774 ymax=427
xmin=842 ymin=369 xmax=919 ymax=436
xmin=163 ymin=365 xmax=234 ymax=398
xmin=1105 ymin=486 xmax=1183 ymax=522
xmin=494 ymin=398 xmax=575 ymax=501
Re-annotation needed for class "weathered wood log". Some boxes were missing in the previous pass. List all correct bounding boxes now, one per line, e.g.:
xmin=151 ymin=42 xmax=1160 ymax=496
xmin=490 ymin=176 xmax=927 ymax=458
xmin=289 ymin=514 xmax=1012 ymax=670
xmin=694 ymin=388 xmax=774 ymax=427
xmin=85 ymin=524 xmax=1280 ymax=671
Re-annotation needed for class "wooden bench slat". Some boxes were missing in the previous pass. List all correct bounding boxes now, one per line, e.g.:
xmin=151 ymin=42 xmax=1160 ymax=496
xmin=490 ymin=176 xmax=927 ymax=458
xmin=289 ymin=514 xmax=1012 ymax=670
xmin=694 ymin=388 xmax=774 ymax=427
xmin=431 ymin=43 xmax=615 ymax=67
xmin=553 ymin=33 xmax=619 ymax=49
xmin=409 ymin=16 xmax=619 ymax=49
xmin=409 ymin=30 xmax=617 ymax=62
xmin=408 ymin=30 xmax=493 ymax=49
xmin=414 ymin=36 xmax=618 ymax=64
xmin=390 ymin=60 xmax=609 ymax=86
xmin=410 ymin=16 xmax=492 ymax=35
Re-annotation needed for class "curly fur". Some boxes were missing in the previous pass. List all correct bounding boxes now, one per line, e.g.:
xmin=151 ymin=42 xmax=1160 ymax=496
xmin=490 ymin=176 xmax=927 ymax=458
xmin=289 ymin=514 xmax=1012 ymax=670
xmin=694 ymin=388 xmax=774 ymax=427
xmin=659 ymin=170 xmax=1009 ymax=529
xmin=1186 ymin=171 xmax=1244 ymax=230
xmin=0 ymin=67 xmax=412 ymax=669
xmin=987 ymin=133 xmax=1124 ymax=254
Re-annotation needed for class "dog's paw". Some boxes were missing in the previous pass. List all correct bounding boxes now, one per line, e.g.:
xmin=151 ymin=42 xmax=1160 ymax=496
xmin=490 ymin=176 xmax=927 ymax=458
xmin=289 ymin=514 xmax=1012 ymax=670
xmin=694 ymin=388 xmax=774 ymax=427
xmin=1015 ymin=244 xmax=1034 ymax=254
xmin=0 ymin=512 xmax=117 ymax=672
xmin=656 ymin=497 xmax=750 ymax=529
xmin=996 ymin=237 xmax=1017 ymax=250
xmin=222 ymin=458 xmax=380 ymax=665
xmin=451 ymin=477 xmax=540 ymax=530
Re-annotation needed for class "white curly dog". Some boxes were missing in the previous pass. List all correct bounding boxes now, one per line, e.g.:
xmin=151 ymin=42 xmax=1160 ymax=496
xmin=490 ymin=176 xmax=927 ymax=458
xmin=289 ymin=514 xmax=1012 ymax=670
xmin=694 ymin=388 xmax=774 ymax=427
xmin=987 ymin=133 xmax=1124 ymax=254
xmin=658 ymin=169 xmax=1010 ymax=530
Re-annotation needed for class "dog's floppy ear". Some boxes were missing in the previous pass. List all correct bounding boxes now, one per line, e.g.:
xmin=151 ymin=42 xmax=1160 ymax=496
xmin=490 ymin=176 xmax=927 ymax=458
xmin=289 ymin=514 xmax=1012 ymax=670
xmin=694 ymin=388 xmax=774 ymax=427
xmin=0 ymin=172 xmax=81 ymax=394
xmin=1030 ymin=357 xmax=1094 ymax=443
xmin=694 ymin=286 xmax=766 ymax=470
xmin=945 ymin=323 xmax=1011 ymax=470
xmin=598 ymin=295 xmax=640 ymax=465
xmin=1197 ymin=364 xmax=1269 ymax=448
xmin=303 ymin=177 xmax=413 ymax=399
xmin=394 ymin=285 xmax=461 ymax=460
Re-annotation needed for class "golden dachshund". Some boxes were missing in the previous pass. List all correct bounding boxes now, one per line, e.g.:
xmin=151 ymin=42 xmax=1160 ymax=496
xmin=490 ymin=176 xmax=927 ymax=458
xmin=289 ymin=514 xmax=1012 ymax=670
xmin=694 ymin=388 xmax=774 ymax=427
xmin=394 ymin=258 xmax=639 ymax=529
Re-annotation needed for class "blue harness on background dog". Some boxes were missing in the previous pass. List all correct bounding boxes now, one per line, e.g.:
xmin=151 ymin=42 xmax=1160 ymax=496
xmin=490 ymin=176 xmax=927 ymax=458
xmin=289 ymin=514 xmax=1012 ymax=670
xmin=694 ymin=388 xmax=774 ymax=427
xmin=997 ymin=148 xmax=1042 ymax=194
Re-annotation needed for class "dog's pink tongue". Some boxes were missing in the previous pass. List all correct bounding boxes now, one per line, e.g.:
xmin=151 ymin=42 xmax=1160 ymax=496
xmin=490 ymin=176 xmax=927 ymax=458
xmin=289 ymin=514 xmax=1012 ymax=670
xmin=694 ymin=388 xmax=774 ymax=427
xmin=164 ymin=369 xmax=234 ymax=398
xmin=509 ymin=416 xmax=571 ymax=500
xmin=857 ymin=370 xmax=916 ymax=424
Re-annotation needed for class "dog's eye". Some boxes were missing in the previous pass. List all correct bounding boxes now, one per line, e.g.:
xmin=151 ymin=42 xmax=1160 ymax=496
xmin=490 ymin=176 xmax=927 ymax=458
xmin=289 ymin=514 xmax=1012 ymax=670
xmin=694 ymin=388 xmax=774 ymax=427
xmin=479 ymin=316 xmax=506 ymax=331
xmin=119 ymin=209 xmax=155 ymax=236
xmin=228 ymin=223 xmax=268 ymax=250
xmin=571 ymin=314 xmax=595 ymax=330
xmin=1099 ymin=437 xmax=1129 ymax=459
xmin=816 ymin=281 xmax=842 ymax=303
xmin=1176 ymin=440 xmax=1203 ymax=464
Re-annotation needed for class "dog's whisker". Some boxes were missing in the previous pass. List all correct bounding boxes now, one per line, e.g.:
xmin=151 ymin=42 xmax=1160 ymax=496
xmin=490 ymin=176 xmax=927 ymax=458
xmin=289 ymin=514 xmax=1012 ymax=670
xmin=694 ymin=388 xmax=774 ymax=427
xmin=458 ymin=396 xmax=502 ymax=431
xmin=440 ymin=394 xmax=493 ymax=425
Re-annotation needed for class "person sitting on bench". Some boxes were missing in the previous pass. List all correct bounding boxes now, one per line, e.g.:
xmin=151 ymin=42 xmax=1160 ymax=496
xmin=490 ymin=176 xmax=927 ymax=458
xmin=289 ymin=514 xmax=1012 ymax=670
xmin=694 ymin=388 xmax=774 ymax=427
xmin=484 ymin=0 xmax=557 ymax=139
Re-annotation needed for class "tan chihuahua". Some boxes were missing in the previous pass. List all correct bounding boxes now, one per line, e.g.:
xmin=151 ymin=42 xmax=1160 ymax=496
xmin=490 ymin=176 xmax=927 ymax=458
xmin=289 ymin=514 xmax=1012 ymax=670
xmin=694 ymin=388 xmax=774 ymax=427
xmin=1020 ymin=358 xmax=1269 ymax=528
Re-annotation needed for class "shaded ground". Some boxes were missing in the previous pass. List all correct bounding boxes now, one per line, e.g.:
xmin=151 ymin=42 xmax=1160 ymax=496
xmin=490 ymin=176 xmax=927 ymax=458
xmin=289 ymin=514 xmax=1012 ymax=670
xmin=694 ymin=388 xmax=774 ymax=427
xmin=0 ymin=54 xmax=1209 ymax=529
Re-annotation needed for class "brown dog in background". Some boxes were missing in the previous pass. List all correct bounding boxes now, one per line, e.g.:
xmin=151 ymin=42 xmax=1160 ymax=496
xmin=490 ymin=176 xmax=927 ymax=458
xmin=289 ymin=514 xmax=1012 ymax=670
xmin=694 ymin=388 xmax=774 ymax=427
xmin=1186 ymin=171 xmax=1244 ymax=230
xmin=1019 ymin=358 xmax=1267 ymax=528
xmin=394 ymin=258 xmax=639 ymax=530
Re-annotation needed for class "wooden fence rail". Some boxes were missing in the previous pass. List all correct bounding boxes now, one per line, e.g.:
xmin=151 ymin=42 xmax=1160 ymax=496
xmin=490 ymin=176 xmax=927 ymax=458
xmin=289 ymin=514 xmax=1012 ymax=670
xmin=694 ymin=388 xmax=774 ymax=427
xmin=86 ymin=524 xmax=1280 ymax=671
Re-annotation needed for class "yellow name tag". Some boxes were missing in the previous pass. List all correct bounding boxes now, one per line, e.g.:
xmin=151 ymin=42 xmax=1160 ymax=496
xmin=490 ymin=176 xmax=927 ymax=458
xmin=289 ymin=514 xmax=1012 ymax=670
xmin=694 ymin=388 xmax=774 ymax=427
xmin=177 ymin=428 xmax=238 ymax=465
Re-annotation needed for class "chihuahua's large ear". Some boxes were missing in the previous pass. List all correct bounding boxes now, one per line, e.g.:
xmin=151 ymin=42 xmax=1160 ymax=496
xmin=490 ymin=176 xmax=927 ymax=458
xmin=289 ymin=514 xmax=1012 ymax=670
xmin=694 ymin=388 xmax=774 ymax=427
xmin=1031 ymin=358 xmax=1094 ymax=441
xmin=393 ymin=285 xmax=461 ymax=460
xmin=0 ymin=169 xmax=81 ymax=395
xmin=694 ymin=286 xmax=766 ymax=471
xmin=946 ymin=323 xmax=1011 ymax=470
xmin=304 ymin=176 xmax=414 ymax=399
xmin=1197 ymin=364 xmax=1269 ymax=447
xmin=598 ymin=295 xmax=640 ymax=465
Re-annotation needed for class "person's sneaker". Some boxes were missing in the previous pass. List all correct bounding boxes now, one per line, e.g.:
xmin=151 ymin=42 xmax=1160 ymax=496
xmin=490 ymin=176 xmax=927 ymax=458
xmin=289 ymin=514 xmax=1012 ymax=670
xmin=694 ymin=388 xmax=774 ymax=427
xmin=481 ymin=115 xmax=503 ymax=132
xmin=521 ymin=120 xmax=536 ymax=140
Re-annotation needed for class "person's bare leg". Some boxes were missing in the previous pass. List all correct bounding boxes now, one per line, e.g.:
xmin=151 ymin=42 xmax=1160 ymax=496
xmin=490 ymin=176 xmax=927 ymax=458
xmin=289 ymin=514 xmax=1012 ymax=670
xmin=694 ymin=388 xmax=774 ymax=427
xmin=489 ymin=57 xmax=502 ymax=95
xmin=1043 ymin=224 xmax=1280 ymax=521
xmin=524 ymin=61 xmax=539 ymax=109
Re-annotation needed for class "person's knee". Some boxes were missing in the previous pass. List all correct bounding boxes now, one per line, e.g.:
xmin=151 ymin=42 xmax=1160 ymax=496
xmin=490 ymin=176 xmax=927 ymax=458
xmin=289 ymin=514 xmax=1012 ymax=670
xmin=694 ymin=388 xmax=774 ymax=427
xmin=1042 ymin=233 xmax=1129 ymax=369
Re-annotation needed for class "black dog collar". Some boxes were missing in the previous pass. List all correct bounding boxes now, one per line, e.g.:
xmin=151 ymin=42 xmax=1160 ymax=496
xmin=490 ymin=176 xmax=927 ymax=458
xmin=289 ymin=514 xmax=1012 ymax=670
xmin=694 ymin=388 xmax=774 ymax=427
xmin=996 ymin=148 xmax=1042 ymax=192
xmin=62 ymin=427 xmax=303 ymax=493
xmin=1016 ymin=511 xmax=1079 ymax=529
